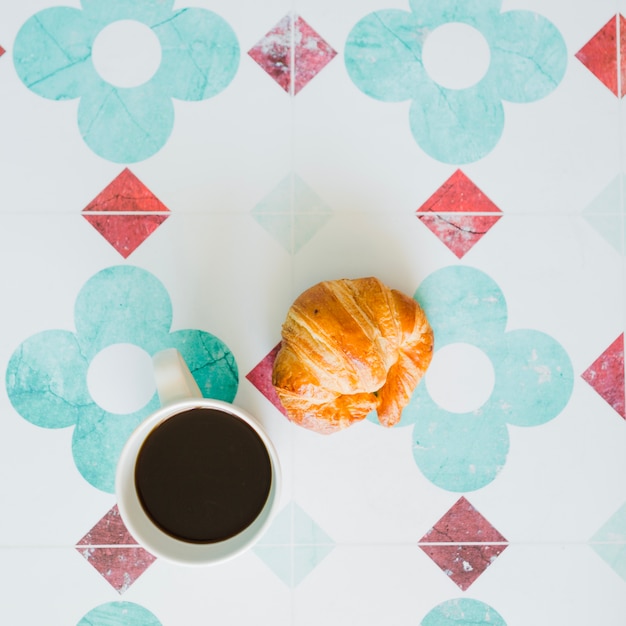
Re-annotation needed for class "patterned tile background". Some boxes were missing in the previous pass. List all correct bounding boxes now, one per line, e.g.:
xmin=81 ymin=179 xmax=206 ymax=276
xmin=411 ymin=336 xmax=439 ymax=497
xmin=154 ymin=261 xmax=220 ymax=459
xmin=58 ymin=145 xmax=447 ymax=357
xmin=0 ymin=1 xmax=625 ymax=624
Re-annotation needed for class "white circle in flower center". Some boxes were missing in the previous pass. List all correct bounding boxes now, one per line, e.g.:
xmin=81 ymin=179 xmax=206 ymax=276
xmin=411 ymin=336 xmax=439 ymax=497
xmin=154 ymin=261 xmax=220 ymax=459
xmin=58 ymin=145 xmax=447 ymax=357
xmin=88 ymin=344 xmax=156 ymax=415
xmin=422 ymin=22 xmax=491 ymax=89
xmin=425 ymin=343 xmax=495 ymax=413
xmin=92 ymin=20 xmax=162 ymax=88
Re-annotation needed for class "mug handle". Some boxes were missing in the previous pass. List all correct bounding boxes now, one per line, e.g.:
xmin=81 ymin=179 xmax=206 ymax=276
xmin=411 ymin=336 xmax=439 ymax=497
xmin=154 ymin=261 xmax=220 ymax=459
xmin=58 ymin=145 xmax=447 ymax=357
xmin=153 ymin=348 xmax=203 ymax=406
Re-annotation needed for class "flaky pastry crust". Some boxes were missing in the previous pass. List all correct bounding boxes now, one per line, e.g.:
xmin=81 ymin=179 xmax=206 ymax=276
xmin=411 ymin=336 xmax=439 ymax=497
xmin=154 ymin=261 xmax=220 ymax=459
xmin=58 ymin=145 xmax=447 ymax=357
xmin=272 ymin=277 xmax=433 ymax=433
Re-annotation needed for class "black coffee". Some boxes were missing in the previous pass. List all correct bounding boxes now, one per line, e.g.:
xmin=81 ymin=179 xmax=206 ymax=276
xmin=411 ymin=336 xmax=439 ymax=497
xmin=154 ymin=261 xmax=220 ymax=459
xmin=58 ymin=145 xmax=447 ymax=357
xmin=134 ymin=407 xmax=272 ymax=544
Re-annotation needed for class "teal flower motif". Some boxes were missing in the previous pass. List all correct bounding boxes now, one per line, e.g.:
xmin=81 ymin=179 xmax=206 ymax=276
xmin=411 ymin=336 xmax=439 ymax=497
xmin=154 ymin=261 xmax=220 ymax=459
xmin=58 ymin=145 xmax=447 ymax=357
xmin=344 ymin=0 xmax=567 ymax=163
xmin=77 ymin=601 xmax=161 ymax=626
xmin=13 ymin=0 xmax=239 ymax=163
xmin=5 ymin=265 xmax=238 ymax=493
xmin=421 ymin=598 xmax=506 ymax=626
xmin=400 ymin=266 xmax=573 ymax=492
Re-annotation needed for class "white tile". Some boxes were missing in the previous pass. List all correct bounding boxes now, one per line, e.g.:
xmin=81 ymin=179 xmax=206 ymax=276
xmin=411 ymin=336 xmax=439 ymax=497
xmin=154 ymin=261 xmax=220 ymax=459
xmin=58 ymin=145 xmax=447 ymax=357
xmin=128 ymin=551 xmax=294 ymax=626
xmin=0 ymin=548 xmax=115 ymax=625
xmin=293 ymin=545 xmax=450 ymax=626
xmin=473 ymin=544 xmax=626 ymax=626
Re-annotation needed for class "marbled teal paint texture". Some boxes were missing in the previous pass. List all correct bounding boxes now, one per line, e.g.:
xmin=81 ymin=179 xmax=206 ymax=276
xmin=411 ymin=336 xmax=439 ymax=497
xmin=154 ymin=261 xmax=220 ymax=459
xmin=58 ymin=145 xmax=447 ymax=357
xmin=344 ymin=0 xmax=567 ymax=163
xmin=395 ymin=266 xmax=574 ymax=491
xmin=422 ymin=598 xmax=507 ymax=626
xmin=12 ymin=0 xmax=239 ymax=163
xmin=5 ymin=265 xmax=238 ymax=493
xmin=77 ymin=601 xmax=161 ymax=625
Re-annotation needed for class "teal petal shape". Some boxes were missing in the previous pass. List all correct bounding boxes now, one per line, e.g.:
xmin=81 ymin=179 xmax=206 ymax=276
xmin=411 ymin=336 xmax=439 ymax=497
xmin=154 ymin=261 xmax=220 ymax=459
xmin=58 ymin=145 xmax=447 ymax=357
xmin=6 ymin=330 xmax=91 ymax=428
xmin=345 ymin=1 xmax=566 ymax=164
xmin=487 ymin=329 xmax=574 ymax=427
xmin=70 ymin=328 xmax=236 ymax=493
xmin=153 ymin=8 xmax=239 ymax=101
xmin=344 ymin=10 xmax=427 ymax=102
xmin=74 ymin=265 xmax=172 ymax=357
xmin=77 ymin=601 xmax=162 ymax=626
xmin=13 ymin=7 xmax=100 ymax=100
xmin=409 ymin=82 xmax=504 ymax=164
xmin=167 ymin=329 xmax=238 ymax=402
xmin=491 ymin=10 xmax=568 ymax=103
xmin=80 ymin=0 xmax=173 ymax=23
xmin=421 ymin=598 xmax=507 ymax=626
xmin=73 ymin=403 xmax=154 ymax=493
xmin=414 ymin=265 xmax=507 ymax=346
xmin=411 ymin=390 xmax=510 ymax=492
xmin=7 ymin=265 xmax=239 ymax=493
xmin=409 ymin=0 xmax=504 ymax=27
xmin=77 ymin=82 xmax=175 ymax=163
xmin=590 ymin=502 xmax=626 ymax=582
xmin=14 ymin=1 xmax=239 ymax=163
xmin=400 ymin=265 xmax=573 ymax=492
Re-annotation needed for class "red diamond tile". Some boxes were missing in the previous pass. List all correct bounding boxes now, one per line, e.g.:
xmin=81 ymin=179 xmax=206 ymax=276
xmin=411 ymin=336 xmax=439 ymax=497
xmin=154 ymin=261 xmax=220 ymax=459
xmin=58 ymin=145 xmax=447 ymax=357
xmin=417 ymin=170 xmax=502 ymax=258
xmin=248 ymin=13 xmax=337 ymax=94
xmin=576 ymin=14 xmax=626 ymax=97
xmin=77 ymin=546 xmax=157 ymax=593
xmin=582 ymin=334 xmax=625 ymax=419
xmin=419 ymin=497 xmax=508 ymax=590
xmin=246 ymin=342 xmax=287 ymax=415
xmin=82 ymin=168 xmax=170 ymax=258
xmin=77 ymin=504 xmax=138 ymax=546
xmin=417 ymin=214 xmax=502 ymax=259
xmin=83 ymin=214 xmax=168 ymax=258
xmin=420 ymin=497 xmax=507 ymax=543
xmin=76 ymin=505 xmax=157 ymax=593
xmin=418 ymin=170 xmax=502 ymax=214
xmin=0 ymin=45 xmax=5 ymax=58
xmin=419 ymin=543 xmax=507 ymax=591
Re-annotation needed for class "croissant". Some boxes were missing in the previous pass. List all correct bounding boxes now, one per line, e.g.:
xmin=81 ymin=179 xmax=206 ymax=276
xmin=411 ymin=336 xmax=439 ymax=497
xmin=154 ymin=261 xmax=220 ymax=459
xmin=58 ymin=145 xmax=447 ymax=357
xmin=272 ymin=277 xmax=433 ymax=434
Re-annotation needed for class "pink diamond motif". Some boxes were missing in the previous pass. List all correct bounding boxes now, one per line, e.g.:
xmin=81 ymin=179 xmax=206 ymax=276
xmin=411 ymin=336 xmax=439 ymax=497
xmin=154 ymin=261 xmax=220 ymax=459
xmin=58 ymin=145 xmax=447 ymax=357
xmin=76 ymin=505 xmax=157 ymax=593
xmin=582 ymin=334 xmax=625 ymax=419
xmin=248 ymin=13 xmax=337 ymax=94
xmin=82 ymin=168 xmax=170 ymax=258
xmin=246 ymin=342 xmax=287 ymax=415
xmin=417 ymin=170 xmax=502 ymax=258
xmin=576 ymin=15 xmax=626 ymax=97
xmin=419 ymin=497 xmax=508 ymax=590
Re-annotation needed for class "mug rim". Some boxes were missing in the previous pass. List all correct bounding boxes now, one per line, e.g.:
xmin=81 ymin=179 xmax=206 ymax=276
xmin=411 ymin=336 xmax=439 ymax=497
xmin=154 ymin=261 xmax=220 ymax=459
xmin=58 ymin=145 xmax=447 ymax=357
xmin=115 ymin=398 xmax=281 ymax=566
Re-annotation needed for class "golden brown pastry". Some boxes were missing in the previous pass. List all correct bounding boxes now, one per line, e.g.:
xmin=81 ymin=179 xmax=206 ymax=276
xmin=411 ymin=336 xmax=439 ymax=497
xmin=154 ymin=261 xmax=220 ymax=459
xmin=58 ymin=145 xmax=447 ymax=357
xmin=272 ymin=277 xmax=433 ymax=433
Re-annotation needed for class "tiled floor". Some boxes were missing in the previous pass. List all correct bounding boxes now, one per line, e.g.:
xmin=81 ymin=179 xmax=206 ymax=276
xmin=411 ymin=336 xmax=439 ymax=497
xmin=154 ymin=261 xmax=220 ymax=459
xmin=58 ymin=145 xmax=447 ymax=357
xmin=1 ymin=1 xmax=625 ymax=624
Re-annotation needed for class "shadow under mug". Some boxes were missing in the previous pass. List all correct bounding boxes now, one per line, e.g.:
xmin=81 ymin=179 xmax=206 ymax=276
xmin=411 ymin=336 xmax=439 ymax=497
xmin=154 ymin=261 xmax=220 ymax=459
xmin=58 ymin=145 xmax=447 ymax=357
xmin=115 ymin=348 xmax=281 ymax=566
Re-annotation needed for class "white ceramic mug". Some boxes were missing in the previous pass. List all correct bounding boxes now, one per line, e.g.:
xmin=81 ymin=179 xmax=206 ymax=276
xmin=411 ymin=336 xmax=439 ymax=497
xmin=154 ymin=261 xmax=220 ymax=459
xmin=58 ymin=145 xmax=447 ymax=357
xmin=115 ymin=348 xmax=281 ymax=566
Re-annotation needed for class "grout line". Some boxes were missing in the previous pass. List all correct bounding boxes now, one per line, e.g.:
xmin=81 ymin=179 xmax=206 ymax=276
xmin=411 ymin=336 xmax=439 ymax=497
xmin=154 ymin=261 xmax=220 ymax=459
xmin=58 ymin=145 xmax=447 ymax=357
xmin=4 ymin=540 xmax=625 ymax=550
xmin=0 ymin=210 xmax=614 ymax=217
xmin=289 ymin=4 xmax=297 ymax=609
xmin=288 ymin=9 xmax=297 ymax=293
xmin=232 ymin=540 xmax=626 ymax=547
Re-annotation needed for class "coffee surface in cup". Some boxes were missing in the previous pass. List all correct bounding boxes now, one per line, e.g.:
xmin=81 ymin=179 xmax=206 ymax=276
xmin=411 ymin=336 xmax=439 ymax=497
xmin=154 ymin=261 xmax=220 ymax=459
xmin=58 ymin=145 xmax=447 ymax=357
xmin=134 ymin=407 xmax=272 ymax=543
